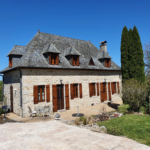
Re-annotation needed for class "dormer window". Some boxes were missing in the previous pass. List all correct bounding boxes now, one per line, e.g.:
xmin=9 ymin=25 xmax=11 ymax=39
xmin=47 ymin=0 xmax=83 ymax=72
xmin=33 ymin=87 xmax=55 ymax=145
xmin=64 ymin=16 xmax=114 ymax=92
xmin=105 ymin=59 xmax=111 ymax=67
xmin=9 ymin=56 xmax=12 ymax=67
xmin=89 ymin=58 xmax=94 ymax=66
xmin=49 ymin=53 xmax=59 ymax=65
xmin=72 ymin=55 xmax=79 ymax=66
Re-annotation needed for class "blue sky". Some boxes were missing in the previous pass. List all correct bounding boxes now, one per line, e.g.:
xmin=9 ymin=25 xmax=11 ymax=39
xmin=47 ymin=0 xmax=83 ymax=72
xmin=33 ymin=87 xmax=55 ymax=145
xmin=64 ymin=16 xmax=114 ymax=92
xmin=0 ymin=0 xmax=150 ymax=80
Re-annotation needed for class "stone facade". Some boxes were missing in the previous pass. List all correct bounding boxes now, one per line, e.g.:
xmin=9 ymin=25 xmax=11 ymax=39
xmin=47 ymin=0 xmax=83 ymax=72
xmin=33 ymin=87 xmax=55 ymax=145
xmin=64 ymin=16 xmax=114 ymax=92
xmin=3 ymin=69 xmax=122 ymax=117
xmin=4 ymin=70 xmax=21 ymax=115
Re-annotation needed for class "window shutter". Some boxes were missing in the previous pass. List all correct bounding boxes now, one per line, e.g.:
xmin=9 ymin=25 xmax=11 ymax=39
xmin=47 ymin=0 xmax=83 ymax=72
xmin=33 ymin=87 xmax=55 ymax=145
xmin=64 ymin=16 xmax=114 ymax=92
xmin=108 ymin=82 xmax=111 ymax=101
xmin=46 ymin=85 xmax=50 ymax=102
xmin=97 ymin=82 xmax=99 ymax=96
xmin=9 ymin=56 xmax=12 ymax=67
xmin=49 ymin=53 xmax=51 ymax=64
xmin=33 ymin=86 xmax=38 ymax=104
xmin=65 ymin=84 xmax=70 ymax=110
xmin=77 ymin=56 xmax=79 ymax=66
xmin=111 ymin=82 xmax=114 ymax=94
xmin=52 ymin=85 xmax=57 ymax=112
xmin=79 ymin=83 xmax=82 ymax=98
xmin=100 ymin=83 xmax=104 ymax=102
xmin=56 ymin=54 xmax=59 ymax=65
xmin=70 ymin=84 xmax=74 ymax=99
xmin=117 ymin=82 xmax=119 ymax=94
xmin=89 ymin=83 xmax=92 ymax=97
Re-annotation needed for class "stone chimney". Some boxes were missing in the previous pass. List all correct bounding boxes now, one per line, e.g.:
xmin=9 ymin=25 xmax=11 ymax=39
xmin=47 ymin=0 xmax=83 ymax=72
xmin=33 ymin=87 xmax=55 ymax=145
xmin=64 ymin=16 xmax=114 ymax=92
xmin=99 ymin=41 xmax=107 ymax=53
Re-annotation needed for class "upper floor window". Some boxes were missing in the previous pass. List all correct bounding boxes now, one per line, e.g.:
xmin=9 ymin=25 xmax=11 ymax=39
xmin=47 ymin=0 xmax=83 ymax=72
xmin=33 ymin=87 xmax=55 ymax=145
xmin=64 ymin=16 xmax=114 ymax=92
xmin=49 ymin=53 xmax=59 ymax=65
xmin=72 ymin=55 xmax=79 ymax=66
xmin=9 ymin=56 xmax=12 ymax=68
xmin=105 ymin=59 xmax=111 ymax=67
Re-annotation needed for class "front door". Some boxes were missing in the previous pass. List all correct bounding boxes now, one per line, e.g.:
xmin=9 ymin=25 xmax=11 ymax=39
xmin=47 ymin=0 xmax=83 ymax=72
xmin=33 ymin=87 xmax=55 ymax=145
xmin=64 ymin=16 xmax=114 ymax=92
xmin=10 ymin=86 xmax=13 ymax=112
xmin=57 ymin=85 xmax=64 ymax=110
xmin=100 ymin=82 xmax=107 ymax=102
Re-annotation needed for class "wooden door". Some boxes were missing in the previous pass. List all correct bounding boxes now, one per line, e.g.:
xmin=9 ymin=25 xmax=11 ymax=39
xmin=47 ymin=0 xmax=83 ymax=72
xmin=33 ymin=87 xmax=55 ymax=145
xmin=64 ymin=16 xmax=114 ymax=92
xmin=65 ymin=84 xmax=69 ymax=110
xmin=52 ymin=85 xmax=57 ymax=112
xmin=100 ymin=82 xmax=107 ymax=102
xmin=57 ymin=85 xmax=64 ymax=110
xmin=108 ymin=83 xmax=111 ymax=101
xmin=10 ymin=86 xmax=13 ymax=112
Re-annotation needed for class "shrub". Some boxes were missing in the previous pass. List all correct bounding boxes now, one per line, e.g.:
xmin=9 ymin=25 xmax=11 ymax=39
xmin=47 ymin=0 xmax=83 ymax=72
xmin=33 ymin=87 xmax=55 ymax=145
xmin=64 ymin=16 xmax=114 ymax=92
xmin=0 ymin=107 xmax=2 ymax=115
xmin=79 ymin=116 xmax=93 ymax=125
xmin=118 ymin=104 xmax=130 ymax=115
xmin=74 ymin=118 xmax=80 ymax=125
xmin=139 ymin=106 xmax=147 ymax=114
xmin=107 ymin=126 xmax=124 ymax=136
xmin=121 ymin=79 xmax=148 ymax=111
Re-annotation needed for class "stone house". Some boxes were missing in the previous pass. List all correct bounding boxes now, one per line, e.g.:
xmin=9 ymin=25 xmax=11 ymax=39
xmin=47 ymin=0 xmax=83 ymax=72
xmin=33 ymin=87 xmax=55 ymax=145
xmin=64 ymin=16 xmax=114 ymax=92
xmin=0 ymin=31 xmax=122 ymax=117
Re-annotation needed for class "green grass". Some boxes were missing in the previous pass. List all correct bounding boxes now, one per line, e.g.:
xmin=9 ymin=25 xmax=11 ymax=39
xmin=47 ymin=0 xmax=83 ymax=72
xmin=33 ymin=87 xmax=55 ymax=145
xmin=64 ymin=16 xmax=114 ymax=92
xmin=97 ymin=115 xmax=150 ymax=146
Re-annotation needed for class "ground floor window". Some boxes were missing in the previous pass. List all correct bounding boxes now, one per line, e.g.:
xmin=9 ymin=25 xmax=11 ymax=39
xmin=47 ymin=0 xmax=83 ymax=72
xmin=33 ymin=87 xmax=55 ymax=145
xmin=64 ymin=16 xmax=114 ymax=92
xmin=111 ymin=82 xmax=117 ymax=94
xmin=73 ymin=84 xmax=78 ymax=98
xmin=89 ymin=83 xmax=96 ymax=97
xmin=38 ymin=86 xmax=45 ymax=102
xmin=70 ymin=83 xmax=82 ymax=99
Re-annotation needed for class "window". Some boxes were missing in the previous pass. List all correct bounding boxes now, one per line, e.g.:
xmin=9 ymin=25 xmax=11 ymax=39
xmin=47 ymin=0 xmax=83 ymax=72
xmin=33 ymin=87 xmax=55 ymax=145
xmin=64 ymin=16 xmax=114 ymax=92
xmin=89 ymin=58 xmax=94 ymax=66
xmin=89 ymin=83 xmax=96 ymax=97
xmin=105 ymin=59 xmax=111 ymax=67
xmin=49 ymin=53 xmax=59 ymax=65
xmin=9 ymin=56 xmax=12 ymax=67
xmin=73 ymin=84 xmax=78 ymax=98
xmin=38 ymin=86 xmax=45 ymax=102
xmin=70 ymin=83 xmax=82 ymax=99
xmin=72 ymin=55 xmax=79 ymax=66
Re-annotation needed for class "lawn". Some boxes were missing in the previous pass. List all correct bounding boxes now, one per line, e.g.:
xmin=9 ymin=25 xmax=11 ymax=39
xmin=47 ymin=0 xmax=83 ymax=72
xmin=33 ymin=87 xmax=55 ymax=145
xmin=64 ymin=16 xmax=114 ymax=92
xmin=97 ymin=114 xmax=150 ymax=146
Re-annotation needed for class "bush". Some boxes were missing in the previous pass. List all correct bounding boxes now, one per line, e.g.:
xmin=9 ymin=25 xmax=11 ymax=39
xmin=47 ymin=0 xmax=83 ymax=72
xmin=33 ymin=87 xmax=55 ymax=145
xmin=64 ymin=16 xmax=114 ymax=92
xmin=74 ymin=118 xmax=80 ymax=125
xmin=107 ymin=126 xmax=124 ymax=136
xmin=0 ymin=107 xmax=2 ymax=115
xmin=139 ymin=106 xmax=147 ymax=114
xmin=122 ymin=79 xmax=148 ymax=111
xmin=118 ymin=104 xmax=130 ymax=115
xmin=79 ymin=116 xmax=93 ymax=125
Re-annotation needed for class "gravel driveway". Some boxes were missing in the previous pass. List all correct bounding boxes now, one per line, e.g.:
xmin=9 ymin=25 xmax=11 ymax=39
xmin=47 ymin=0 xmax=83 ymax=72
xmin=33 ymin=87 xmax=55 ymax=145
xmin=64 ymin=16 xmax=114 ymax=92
xmin=0 ymin=121 xmax=149 ymax=150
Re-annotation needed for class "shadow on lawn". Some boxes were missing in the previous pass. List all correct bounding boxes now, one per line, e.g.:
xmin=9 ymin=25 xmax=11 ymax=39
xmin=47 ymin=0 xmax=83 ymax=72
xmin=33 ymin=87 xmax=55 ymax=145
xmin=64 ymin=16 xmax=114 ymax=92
xmin=107 ymin=102 xmax=120 ymax=109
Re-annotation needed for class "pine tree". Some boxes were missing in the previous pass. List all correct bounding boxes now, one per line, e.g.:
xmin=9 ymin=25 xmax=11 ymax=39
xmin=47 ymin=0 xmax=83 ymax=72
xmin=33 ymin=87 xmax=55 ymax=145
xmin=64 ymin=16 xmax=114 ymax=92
xmin=128 ymin=28 xmax=135 ymax=79
xmin=132 ymin=26 xmax=145 ymax=82
xmin=121 ymin=26 xmax=129 ymax=81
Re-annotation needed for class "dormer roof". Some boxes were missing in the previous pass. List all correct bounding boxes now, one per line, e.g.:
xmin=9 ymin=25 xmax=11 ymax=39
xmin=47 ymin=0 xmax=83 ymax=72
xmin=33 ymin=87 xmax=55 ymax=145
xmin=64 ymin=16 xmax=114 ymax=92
xmin=97 ymin=51 xmax=112 ymax=59
xmin=43 ymin=43 xmax=60 ymax=54
xmin=64 ymin=47 xmax=81 ymax=56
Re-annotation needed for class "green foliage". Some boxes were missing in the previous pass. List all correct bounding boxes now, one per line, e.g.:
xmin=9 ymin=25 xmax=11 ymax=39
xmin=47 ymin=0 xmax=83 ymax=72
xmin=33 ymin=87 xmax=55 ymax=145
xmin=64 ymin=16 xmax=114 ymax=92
xmin=97 ymin=115 xmax=150 ymax=146
xmin=132 ymin=26 xmax=145 ymax=82
xmin=0 ymin=107 xmax=2 ymax=115
xmin=122 ymin=79 xmax=148 ymax=111
xmin=107 ymin=126 xmax=124 ymax=136
xmin=139 ymin=106 xmax=147 ymax=114
xmin=118 ymin=104 xmax=130 ymax=115
xmin=121 ymin=26 xmax=129 ymax=81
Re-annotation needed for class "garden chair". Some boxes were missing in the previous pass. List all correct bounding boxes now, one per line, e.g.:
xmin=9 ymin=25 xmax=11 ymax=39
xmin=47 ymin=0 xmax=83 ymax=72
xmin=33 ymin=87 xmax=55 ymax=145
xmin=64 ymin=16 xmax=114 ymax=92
xmin=42 ymin=106 xmax=51 ymax=118
xmin=28 ymin=106 xmax=37 ymax=118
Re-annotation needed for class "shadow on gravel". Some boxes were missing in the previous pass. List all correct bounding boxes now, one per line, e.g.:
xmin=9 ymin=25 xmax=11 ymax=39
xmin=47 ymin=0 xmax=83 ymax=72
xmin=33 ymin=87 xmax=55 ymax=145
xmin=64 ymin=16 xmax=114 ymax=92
xmin=107 ymin=102 xmax=120 ymax=109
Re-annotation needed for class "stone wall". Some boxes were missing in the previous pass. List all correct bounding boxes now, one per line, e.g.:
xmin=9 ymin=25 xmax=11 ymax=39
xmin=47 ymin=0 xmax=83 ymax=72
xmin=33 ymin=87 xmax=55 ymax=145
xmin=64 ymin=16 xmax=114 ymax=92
xmin=4 ymin=70 xmax=20 ymax=115
xmin=22 ymin=69 xmax=122 ymax=117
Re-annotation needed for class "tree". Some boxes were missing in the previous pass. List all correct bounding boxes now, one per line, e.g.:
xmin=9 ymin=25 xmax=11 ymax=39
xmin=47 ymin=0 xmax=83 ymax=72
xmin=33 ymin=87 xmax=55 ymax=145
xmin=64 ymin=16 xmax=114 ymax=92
xmin=121 ymin=26 xmax=129 ymax=81
xmin=132 ymin=26 xmax=145 ymax=82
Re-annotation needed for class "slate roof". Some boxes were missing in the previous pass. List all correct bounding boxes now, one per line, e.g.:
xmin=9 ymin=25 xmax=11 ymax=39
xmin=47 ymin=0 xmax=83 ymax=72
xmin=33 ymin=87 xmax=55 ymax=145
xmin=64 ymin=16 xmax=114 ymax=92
xmin=7 ymin=45 xmax=26 ymax=56
xmin=1 ymin=32 xmax=121 ymax=73
xmin=97 ymin=51 xmax=112 ymax=59
xmin=43 ymin=43 xmax=60 ymax=54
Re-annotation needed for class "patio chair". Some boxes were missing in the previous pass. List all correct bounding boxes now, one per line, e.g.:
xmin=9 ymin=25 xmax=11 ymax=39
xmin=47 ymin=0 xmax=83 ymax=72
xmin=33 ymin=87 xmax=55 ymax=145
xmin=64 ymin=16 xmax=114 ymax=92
xmin=28 ymin=106 xmax=37 ymax=118
xmin=42 ymin=106 xmax=51 ymax=118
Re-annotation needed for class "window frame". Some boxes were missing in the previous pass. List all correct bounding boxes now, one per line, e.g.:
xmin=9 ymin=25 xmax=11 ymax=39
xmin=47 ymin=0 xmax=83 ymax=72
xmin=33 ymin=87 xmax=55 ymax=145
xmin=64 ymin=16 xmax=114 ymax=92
xmin=38 ymin=85 xmax=45 ymax=102
xmin=49 ymin=53 xmax=59 ymax=65
xmin=73 ymin=84 xmax=78 ymax=98
xmin=105 ymin=59 xmax=111 ymax=67
xmin=91 ymin=83 xmax=96 ymax=96
xmin=9 ymin=56 xmax=12 ymax=68
xmin=72 ymin=55 xmax=79 ymax=66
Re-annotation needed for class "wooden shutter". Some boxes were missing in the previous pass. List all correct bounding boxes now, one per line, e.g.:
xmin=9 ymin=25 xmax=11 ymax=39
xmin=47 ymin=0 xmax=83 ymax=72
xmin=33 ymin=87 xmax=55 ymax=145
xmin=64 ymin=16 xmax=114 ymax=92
xmin=100 ymin=83 xmax=104 ymax=102
xmin=79 ymin=83 xmax=82 ymax=98
xmin=70 ymin=84 xmax=74 ymax=99
xmin=108 ymin=82 xmax=111 ymax=101
xmin=89 ymin=83 xmax=92 ymax=97
xmin=65 ymin=84 xmax=69 ymax=110
xmin=33 ymin=86 xmax=38 ymax=104
xmin=108 ymin=60 xmax=111 ymax=67
xmin=111 ymin=82 xmax=114 ymax=94
xmin=97 ymin=82 xmax=99 ymax=96
xmin=56 ymin=54 xmax=59 ymax=65
xmin=10 ymin=86 xmax=13 ymax=112
xmin=9 ymin=56 xmax=12 ymax=67
xmin=117 ymin=82 xmax=119 ymax=94
xmin=46 ymin=85 xmax=50 ymax=102
xmin=52 ymin=85 xmax=57 ymax=112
